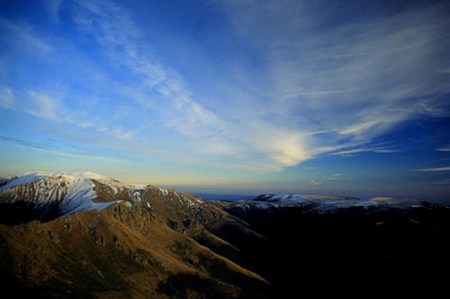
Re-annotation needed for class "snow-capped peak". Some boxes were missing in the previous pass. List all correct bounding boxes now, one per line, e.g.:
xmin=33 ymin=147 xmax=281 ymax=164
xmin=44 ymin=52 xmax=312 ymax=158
xmin=0 ymin=172 xmax=50 ymax=192
xmin=0 ymin=171 xmax=116 ymax=191
xmin=0 ymin=172 xmax=124 ymax=220
xmin=0 ymin=171 xmax=143 ymax=193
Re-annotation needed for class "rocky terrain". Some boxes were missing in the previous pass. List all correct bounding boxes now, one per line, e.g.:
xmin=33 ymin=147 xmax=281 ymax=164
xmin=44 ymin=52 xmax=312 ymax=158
xmin=1 ymin=172 xmax=449 ymax=298
xmin=0 ymin=172 xmax=268 ymax=298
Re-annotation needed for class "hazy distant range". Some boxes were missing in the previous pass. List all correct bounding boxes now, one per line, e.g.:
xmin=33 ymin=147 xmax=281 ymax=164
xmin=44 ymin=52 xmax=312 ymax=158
xmin=192 ymin=193 xmax=256 ymax=201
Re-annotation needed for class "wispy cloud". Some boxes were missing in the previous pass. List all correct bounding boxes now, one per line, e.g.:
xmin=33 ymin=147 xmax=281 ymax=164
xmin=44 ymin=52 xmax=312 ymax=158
xmin=330 ymin=145 xmax=399 ymax=157
xmin=0 ymin=87 xmax=14 ymax=108
xmin=412 ymin=166 xmax=450 ymax=172
xmin=72 ymin=0 xmax=223 ymax=139
xmin=436 ymin=147 xmax=450 ymax=152
xmin=0 ymin=18 xmax=52 ymax=54
xmin=68 ymin=0 xmax=313 ymax=171
xmin=431 ymin=179 xmax=450 ymax=185
xmin=0 ymin=135 xmax=108 ymax=161
xmin=43 ymin=0 xmax=64 ymax=23
xmin=217 ymin=0 xmax=450 ymax=164
xmin=26 ymin=91 xmax=61 ymax=121
xmin=26 ymin=147 xmax=108 ymax=160
xmin=327 ymin=173 xmax=341 ymax=180
xmin=2 ymin=86 xmax=139 ymax=141
xmin=1 ymin=0 xmax=449 ymax=175
xmin=281 ymin=89 xmax=353 ymax=99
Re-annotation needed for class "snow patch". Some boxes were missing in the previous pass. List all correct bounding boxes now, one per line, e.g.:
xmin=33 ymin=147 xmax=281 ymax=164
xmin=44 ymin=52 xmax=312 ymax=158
xmin=0 ymin=172 xmax=122 ymax=217
xmin=246 ymin=193 xmax=425 ymax=213
xmin=130 ymin=189 xmax=143 ymax=202
xmin=159 ymin=188 xmax=169 ymax=196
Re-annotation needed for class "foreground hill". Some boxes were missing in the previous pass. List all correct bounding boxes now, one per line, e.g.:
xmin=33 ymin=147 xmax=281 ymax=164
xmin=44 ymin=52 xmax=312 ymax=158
xmin=1 ymin=172 xmax=450 ymax=297
xmin=0 ymin=172 xmax=268 ymax=298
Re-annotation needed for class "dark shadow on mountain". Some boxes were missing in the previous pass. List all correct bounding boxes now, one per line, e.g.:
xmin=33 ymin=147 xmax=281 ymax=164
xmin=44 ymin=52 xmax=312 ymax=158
xmin=218 ymin=203 xmax=450 ymax=296
xmin=0 ymin=201 xmax=61 ymax=225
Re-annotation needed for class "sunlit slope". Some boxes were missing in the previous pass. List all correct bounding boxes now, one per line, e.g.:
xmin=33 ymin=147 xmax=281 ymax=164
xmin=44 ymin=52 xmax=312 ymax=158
xmin=0 ymin=172 xmax=268 ymax=299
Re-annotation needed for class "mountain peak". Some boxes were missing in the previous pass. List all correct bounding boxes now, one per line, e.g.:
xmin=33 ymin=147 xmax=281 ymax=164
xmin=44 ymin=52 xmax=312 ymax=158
xmin=0 ymin=171 xmax=126 ymax=223
xmin=0 ymin=171 xmax=199 ymax=224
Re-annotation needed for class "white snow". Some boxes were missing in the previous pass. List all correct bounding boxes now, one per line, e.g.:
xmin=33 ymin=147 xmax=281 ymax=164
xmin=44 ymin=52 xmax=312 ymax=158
xmin=130 ymin=184 xmax=146 ymax=189
xmin=193 ymin=197 xmax=203 ymax=204
xmin=0 ymin=172 xmax=210 ymax=221
xmin=0 ymin=172 xmax=50 ymax=192
xmin=130 ymin=189 xmax=143 ymax=202
xmin=246 ymin=193 xmax=425 ymax=213
xmin=159 ymin=188 xmax=169 ymax=196
xmin=0 ymin=172 xmax=122 ymax=217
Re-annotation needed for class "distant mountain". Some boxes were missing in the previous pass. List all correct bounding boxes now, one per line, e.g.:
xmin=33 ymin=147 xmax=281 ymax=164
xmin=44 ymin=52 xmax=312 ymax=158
xmin=227 ymin=193 xmax=428 ymax=212
xmin=1 ymin=173 xmax=450 ymax=297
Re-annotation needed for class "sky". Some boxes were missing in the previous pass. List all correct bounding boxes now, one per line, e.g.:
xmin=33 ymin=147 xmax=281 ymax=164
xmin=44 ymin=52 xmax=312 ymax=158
xmin=0 ymin=0 xmax=450 ymax=200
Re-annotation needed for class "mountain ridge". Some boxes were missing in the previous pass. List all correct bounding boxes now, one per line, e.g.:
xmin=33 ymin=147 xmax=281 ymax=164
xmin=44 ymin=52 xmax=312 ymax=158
xmin=1 ymin=171 xmax=450 ymax=297
xmin=0 ymin=172 xmax=270 ymax=298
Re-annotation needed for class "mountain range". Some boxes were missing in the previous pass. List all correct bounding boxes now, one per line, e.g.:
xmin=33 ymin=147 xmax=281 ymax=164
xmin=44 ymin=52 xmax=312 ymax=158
xmin=1 ymin=172 xmax=449 ymax=298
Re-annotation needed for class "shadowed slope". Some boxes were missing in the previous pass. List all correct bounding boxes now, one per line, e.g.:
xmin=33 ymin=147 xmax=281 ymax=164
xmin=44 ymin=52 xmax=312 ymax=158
xmin=0 ymin=173 xmax=269 ymax=298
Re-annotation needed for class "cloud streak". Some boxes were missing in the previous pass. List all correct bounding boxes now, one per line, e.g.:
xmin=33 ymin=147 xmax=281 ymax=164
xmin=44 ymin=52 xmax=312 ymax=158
xmin=212 ymin=0 xmax=450 ymax=168
xmin=413 ymin=166 xmax=450 ymax=172
xmin=26 ymin=91 xmax=61 ymax=121
xmin=67 ymin=0 xmax=314 ymax=171
xmin=0 ymin=135 xmax=108 ymax=161
xmin=330 ymin=145 xmax=399 ymax=157
xmin=0 ymin=87 xmax=14 ymax=108
xmin=431 ymin=179 xmax=450 ymax=185
xmin=72 ymin=0 xmax=224 ymax=139
xmin=0 ymin=17 xmax=52 ymax=54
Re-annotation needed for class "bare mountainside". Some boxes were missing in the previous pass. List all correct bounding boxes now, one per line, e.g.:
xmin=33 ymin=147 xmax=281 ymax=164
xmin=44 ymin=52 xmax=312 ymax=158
xmin=1 ymin=172 xmax=450 ymax=297
xmin=0 ymin=172 xmax=268 ymax=298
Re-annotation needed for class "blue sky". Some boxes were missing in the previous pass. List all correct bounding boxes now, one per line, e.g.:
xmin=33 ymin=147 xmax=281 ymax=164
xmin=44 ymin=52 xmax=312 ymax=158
xmin=1 ymin=0 xmax=450 ymax=200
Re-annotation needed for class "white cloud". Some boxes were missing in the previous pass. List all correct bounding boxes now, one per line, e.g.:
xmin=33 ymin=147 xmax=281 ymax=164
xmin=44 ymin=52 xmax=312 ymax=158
xmin=22 ymin=0 xmax=441 ymax=173
xmin=26 ymin=91 xmax=60 ymax=121
xmin=436 ymin=147 xmax=450 ymax=152
xmin=215 ymin=0 xmax=450 ymax=165
xmin=4 ymin=0 xmax=449 ymax=174
xmin=9 ymin=71 xmax=138 ymax=142
xmin=67 ymin=0 xmax=317 ymax=171
xmin=72 ymin=0 xmax=224 ymax=139
xmin=5 ymin=88 xmax=132 ymax=141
